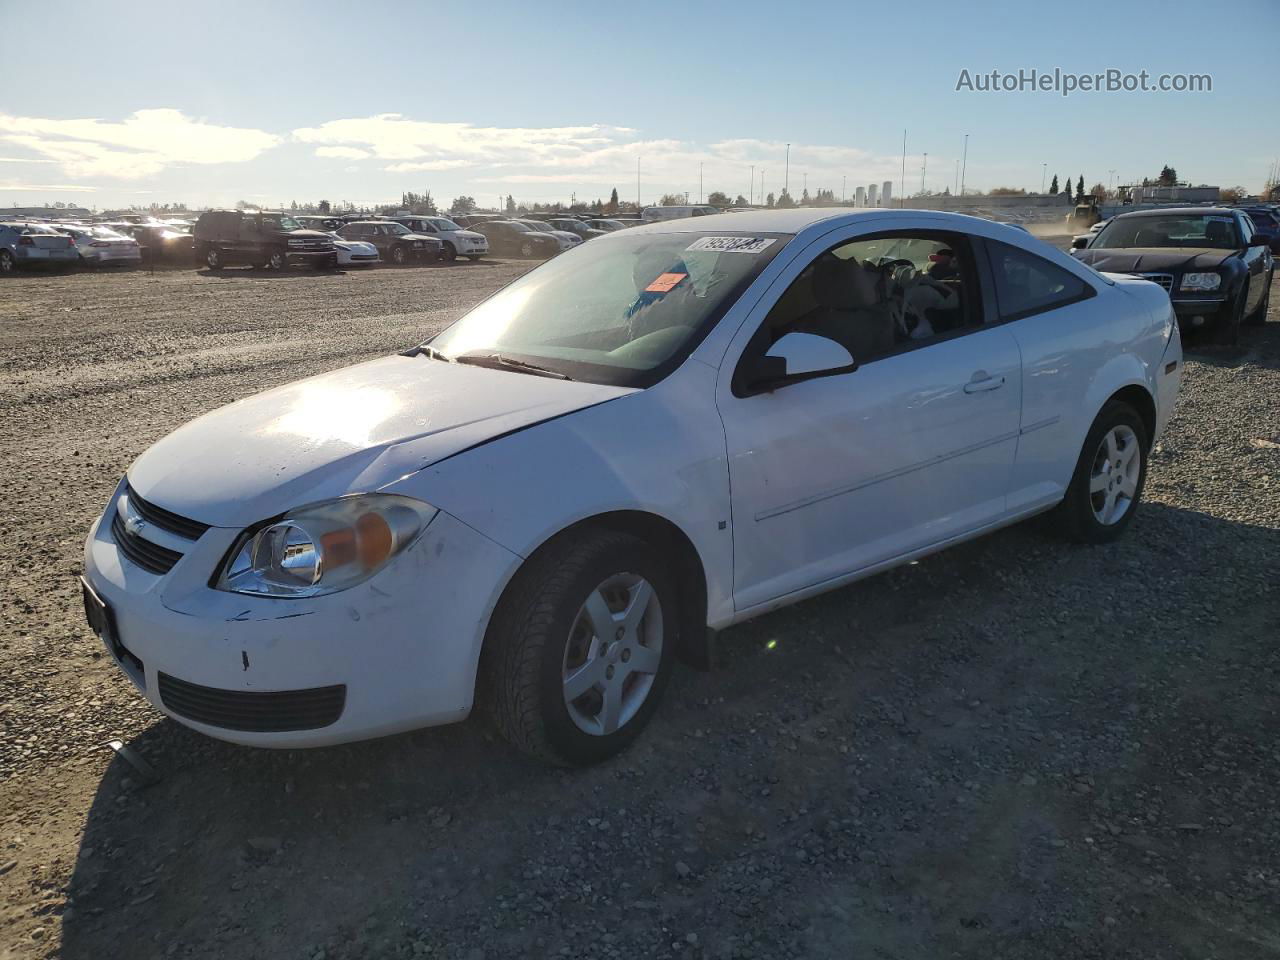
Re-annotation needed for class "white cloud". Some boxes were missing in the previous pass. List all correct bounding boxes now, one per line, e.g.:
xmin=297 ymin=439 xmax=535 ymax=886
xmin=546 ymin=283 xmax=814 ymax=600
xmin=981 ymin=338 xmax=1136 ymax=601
xmin=0 ymin=182 xmax=97 ymax=192
xmin=0 ymin=109 xmax=280 ymax=180
xmin=314 ymin=146 xmax=370 ymax=160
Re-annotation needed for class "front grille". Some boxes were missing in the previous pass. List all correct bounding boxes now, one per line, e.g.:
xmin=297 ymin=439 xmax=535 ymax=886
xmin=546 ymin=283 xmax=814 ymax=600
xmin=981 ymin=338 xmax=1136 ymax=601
xmin=126 ymin=484 xmax=210 ymax=540
xmin=110 ymin=511 xmax=182 ymax=575
xmin=1134 ymin=272 xmax=1174 ymax=292
xmin=158 ymin=673 xmax=346 ymax=732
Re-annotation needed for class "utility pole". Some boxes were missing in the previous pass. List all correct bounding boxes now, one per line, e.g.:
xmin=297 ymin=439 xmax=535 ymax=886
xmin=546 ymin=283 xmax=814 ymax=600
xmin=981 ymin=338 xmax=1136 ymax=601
xmin=784 ymin=143 xmax=790 ymax=197
xmin=802 ymin=172 xmax=807 ymax=198
xmin=1041 ymin=163 xmax=1047 ymax=193
xmin=921 ymin=152 xmax=928 ymax=196
xmin=900 ymin=129 xmax=907 ymax=207
xmin=749 ymin=164 xmax=754 ymax=206
xmin=954 ymin=159 xmax=959 ymax=196
xmin=760 ymin=169 xmax=765 ymax=205
xmin=636 ymin=156 xmax=641 ymax=209
xmin=699 ymin=162 xmax=703 ymax=204
xmin=959 ymin=134 xmax=969 ymax=197
xmin=842 ymin=175 xmax=846 ymax=203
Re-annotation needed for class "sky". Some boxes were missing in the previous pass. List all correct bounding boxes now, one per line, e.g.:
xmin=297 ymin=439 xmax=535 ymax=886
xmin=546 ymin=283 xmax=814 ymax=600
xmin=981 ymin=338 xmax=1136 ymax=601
xmin=2 ymin=0 xmax=1277 ymax=211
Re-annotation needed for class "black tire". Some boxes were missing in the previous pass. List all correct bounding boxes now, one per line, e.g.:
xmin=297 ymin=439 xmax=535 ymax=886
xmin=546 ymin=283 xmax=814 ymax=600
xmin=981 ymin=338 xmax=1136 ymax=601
xmin=390 ymin=244 xmax=408 ymax=266
xmin=442 ymin=242 xmax=457 ymax=262
xmin=1215 ymin=283 xmax=1246 ymax=345
xmin=0 ymin=250 xmax=15 ymax=275
xmin=204 ymin=246 xmax=223 ymax=271
xmin=483 ymin=529 xmax=678 ymax=766
xmin=1053 ymin=400 xmax=1149 ymax=544
xmin=266 ymin=248 xmax=286 ymax=271
xmin=1244 ymin=270 xmax=1272 ymax=326
xmin=519 ymin=241 xmax=533 ymax=258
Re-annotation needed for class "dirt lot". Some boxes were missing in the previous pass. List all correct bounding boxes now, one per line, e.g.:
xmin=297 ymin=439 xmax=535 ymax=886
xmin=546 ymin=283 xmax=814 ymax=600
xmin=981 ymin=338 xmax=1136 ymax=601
xmin=1 ymin=261 xmax=1278 ymax=960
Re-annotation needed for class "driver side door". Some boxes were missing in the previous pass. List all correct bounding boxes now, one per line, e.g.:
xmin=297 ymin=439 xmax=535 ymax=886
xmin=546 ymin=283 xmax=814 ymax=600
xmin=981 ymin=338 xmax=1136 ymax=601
xmin=717 ymin=226 xmax=1023 ymax=613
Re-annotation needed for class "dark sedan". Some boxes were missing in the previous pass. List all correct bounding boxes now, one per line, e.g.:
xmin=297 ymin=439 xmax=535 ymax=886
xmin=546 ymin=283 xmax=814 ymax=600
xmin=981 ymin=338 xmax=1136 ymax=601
xmin=1072 ymin=207 xmax=1273 ymax=343
xmin=470 ymin=220 xmax=560 ymax=258
xmin=336 ymin=221 xmax=442 ymax=265
xmin=1239 ymin=206 xmax=1280 ymax=256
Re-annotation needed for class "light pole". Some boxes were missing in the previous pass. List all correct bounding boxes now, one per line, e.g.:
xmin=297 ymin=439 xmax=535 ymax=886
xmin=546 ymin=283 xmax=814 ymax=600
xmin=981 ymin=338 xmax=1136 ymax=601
xmin=761 ymin=169 xmax=765 ymax=205
xmin=921 ymin=152 xmax=928 ymax=196
xmin=1041 ymin=163 xmax=1047 ymax=193
xmin=749 ymin=164 xmax=754 ymax=206
xmin=842 ymin=175 xmax=846 ymax=203
xmin=959 ymin=134 xmax=968 ymax=197
xmin=636 ymin=156 xmax=641 ymax=209
xmin=900 ymin=129 xmax=907 ymax=207
xmin=699 ymin=162 xmax=703 ymax=204
xmin=784 ymin=143 xmax=790 ymax=198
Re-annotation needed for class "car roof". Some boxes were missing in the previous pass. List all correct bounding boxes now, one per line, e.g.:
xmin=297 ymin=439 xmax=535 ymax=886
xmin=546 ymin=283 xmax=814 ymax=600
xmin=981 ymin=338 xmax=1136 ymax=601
xmin=1111 ymin=206 xmax=1241 ymax=219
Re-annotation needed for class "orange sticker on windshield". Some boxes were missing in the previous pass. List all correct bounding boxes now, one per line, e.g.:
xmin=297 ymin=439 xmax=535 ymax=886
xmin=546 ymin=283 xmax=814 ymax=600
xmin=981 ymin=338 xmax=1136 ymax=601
xmin=645 ymin=272 xmax=686 ymax=293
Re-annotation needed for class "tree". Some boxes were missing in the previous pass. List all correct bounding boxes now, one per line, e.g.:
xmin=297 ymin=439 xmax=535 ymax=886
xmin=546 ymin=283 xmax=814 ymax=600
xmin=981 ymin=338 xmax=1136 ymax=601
xmin=1076 ymin=175 xmax=1085 ymax=202
xmin=606 ymin=188 xmax=619 ymax=214
xmin=766 ymin=192 xmax=776 ymax=208
xmin=505 ymin=195 xmax=516 ymax=215
xmin=1157 ymin=165 xmax=1178 ymax=187
xmin=317 ymin=199 xmax=331 ymax=213
xmin=1088 ymin=182 xmax=1108 ymax=202
xmin=658 ymin=193 xmax=684 ymax=206
xmin=449 ymin=196 xmax=477 ymax=215
xmin=775 ymin=190 xmax=796 ymax=208
xmin=988 ymin=186 xmax=1028 ymax=196
xmin=1218 ymin=185 xmax=1247 ymax=204
xmin=1049 ymin=174 xmax=1059 ymax=195
xmin=733 ymin=194 xmax=748 ymax=206
xmin=706 ymin=190 xmax=730 ymax=208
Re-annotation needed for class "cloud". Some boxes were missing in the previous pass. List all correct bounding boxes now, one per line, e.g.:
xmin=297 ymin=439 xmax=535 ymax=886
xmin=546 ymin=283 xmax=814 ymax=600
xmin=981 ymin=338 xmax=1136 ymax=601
xmin=0 ymin=182 xmax=97 ymax=192
xmin=0 ymin=109 xmax=280 ymax=179
xmin=314 ymin=146 xmax=370 ymax=160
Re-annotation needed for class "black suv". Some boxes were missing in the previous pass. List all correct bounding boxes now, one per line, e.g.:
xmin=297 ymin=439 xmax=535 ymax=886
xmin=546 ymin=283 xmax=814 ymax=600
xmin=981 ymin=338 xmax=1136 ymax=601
xmin=336 ymin=221 xmax=443 ymax=265
xmin=193 ymin=210 xmax=336 ymax=271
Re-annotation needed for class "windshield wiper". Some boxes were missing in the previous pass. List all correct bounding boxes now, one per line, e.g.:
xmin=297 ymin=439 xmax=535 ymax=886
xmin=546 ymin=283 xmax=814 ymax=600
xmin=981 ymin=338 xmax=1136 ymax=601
xmin=403 ymin=344 xmax=451 ymax=361
xmin=454 ymin=353 xmax=572 ymax=380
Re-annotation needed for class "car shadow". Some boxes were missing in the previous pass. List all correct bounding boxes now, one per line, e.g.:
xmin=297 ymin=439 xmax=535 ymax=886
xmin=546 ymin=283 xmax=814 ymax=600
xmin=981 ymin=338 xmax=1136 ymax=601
xmin=58 ymin=500 xmax=1280 ymax=958
xmin=192 ymin=267 xmax=350 ymax=280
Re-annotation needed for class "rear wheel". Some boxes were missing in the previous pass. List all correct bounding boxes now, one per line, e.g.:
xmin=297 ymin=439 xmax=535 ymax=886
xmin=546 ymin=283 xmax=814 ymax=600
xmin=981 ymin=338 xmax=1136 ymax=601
xmin=0 ymin=250 xmax=15 ymax=274
xmin=1053 ymin=401 xmax=1149 ymax=544
xmin=265 ymin=248 xmax=286 ymax=271
xmin=1244 ymin=270 xmax=1272 ymax=326
xmin=390 ymin=244 xmax=408 ymax=266
xmin=484 ymin=529 xmax=677 ymax=765
xmin=442 ymin=242 xmax=457 ymax=262
xmin=519 ymin=241 xmax=533 ymax=258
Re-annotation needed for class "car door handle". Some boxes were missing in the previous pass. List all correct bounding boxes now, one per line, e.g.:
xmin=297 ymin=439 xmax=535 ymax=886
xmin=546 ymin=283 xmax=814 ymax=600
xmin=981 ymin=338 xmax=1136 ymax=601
xmin=963 ymin=375 xmax=1006 ymax=394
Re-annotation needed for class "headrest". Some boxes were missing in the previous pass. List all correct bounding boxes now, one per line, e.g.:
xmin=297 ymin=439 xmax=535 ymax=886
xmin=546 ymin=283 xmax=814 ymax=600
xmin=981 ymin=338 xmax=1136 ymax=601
xmin=811 ymin=258 xmax=879 ymax=310
xmin=1204 ymin=220 xmax=1229 ymax=242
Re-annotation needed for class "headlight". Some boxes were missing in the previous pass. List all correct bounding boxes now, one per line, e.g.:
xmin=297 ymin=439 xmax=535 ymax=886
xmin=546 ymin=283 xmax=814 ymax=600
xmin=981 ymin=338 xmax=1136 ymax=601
xmin=1179 ymin=272 xmax=1222 ymax=291
xmin=216 ymin=494 xmax=437 ymax=598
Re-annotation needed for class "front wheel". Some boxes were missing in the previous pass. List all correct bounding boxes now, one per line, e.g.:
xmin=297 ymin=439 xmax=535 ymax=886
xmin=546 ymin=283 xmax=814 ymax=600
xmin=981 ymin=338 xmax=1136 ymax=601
xmin=1215 ymin=283 xmax=1246 ymax=344
xmin=204 ymin=246 xmax=223 ymax=270
xmin=484 ymin=529 xmax=677 ymax=766
xmin=390 ymin=245 xmax=408 ymax=266
xmin=1053 ymin=401 xmax=1149 ymax=544
xmin=519 ymin=241 xmax=533 ymax=258
xmin=441 ymin=242 xmax=457 ymax=262
xmin=0 ymin=250 xmax=16 ymax=274
xmin=265 ymin=248 xmax=286 ymax=271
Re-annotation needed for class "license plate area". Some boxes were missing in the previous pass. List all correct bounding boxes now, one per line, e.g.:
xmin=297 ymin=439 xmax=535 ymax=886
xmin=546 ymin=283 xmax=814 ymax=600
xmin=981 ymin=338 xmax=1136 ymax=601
xmin=81 ymin=577 xmax=146 ymax=686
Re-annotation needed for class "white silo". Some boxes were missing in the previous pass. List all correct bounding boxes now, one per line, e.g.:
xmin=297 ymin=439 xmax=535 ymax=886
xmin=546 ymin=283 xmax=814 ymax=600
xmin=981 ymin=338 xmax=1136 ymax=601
xmin=854 ymin=185 xmax=866 ymax=207
xmin=867 ymin=183 xmax=878 ymax=206
xmin=881 ymin=180 xmax=893 ymax=207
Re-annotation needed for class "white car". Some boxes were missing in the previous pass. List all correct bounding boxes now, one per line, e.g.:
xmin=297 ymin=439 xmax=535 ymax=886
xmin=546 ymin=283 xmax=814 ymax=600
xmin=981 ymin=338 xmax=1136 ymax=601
xmin=55 ymin=224 xmax=142 ymax=266
xmin=515 ymin=219 xmax=583 ymax=251
xmin=390 ymin=216 xmax=488 ymax=261
xmin=81 ymin=209 xmax=1181 ymax=765
xmin=327 ymin=232 xmax=380 ymax=268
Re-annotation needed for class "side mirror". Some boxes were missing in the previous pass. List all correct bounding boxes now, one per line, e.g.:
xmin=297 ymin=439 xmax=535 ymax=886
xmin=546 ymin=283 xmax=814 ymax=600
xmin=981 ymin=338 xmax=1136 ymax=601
xmin=1071 ymin=236 xmax=1089 ymax=249
xmin=1247 ymin=234 xmax=1270 ymax=247
xmin=745 ymin=332 xmax=855 ymax=394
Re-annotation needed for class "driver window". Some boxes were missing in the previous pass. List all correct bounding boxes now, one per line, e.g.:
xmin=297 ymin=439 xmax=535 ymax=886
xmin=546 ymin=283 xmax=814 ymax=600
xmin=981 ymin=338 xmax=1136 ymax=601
xmin=761 ymin=232 xmax=978 ymax=364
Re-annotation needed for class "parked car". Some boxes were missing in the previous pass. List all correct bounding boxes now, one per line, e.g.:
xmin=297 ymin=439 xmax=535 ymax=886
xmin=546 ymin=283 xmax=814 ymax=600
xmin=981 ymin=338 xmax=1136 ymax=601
xmin=545 ymin=217 xmax=608 ymax=241
xmin=513 ymin=219 xmax=583 ymax=251
xmin=335 ymin=221 xmax=442 ymax=265
xmin=327 ymin=232 xmax=380 ymax=268
xmin=470 ymin=220 xmax=560 ymax=258
xmin=0 ymin=222 xmax=78 ymax=273
xmin=1071 ymin=207 xmax=1273 ymax=342
xmin=125 ymin=223 xmax=196 ymax=263
xmin=53 ymin=224 xmax=142 ymax=266
xmin=295 ymin=215 xmax=346 ymax=232
xmin=386 ymin=215 xmax=488 ymax=261
xmin=81 ymin=208 xmax=1182 ymax=764
xmin=1238 ymin=206 xmax=1280 ymax=255
xmin=587 ymin=219 xmax=629 ymax=232
xmin=193 ymin=210 xmax=337 ymax=271
xmin=641 ymin=204 xmax=720 ymax=222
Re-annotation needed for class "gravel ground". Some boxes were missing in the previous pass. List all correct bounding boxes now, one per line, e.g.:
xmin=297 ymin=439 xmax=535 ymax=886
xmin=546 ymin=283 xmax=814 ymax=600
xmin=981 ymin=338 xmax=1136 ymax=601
xmin=0 ymin=261 xmax=1277 ymax=960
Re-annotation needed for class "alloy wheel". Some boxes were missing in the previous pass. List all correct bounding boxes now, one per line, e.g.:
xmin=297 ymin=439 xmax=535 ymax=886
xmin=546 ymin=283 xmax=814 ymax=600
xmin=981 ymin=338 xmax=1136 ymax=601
xmin=1089 ymin=424 xmax=1141 ymax=525
xmin=561 ymin=573 xmax=663 ymax=736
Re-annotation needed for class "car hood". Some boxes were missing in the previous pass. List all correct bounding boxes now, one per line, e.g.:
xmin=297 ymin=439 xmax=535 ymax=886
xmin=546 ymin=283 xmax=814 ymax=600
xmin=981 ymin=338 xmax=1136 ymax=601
xmin=1072 ymin=247 xmax=1236 ymax=272
xmin=401 ymin=232 xmax=441 ymax=243
xmin=128 ymin=354 xmax=633 ymax=528
xmin=286 ymin=229 xmax=332 ymax=239
xmin=452 ymin=230 xmax=486 ymax=241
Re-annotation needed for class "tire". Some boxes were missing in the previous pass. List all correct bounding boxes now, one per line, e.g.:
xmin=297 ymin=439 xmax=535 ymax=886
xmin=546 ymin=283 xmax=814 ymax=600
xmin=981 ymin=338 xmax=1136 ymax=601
xmin=442 ymin=242 xmax=457 ymax=262
xmin=1214 ymin=283 xmax=1246 ymax=345
xmin=0 ymin=250 xmax=15 ymax=275
xmin=1053 ymin=400 xmax=1149 ymax=544
xmin=1244 ymin=270 xmax=1272 ymax=326
xmin=390 ymin=244 xmax=408 ymax=266
xmin=484 ymin=529 xmax=678 ymax=766
xmin=519 ymin=241 xmax=533 ymax=258
xmin=204 ymin=246 xmax=223 ymax=271
xmin=266 ymin=248 xmax=286 ymax=271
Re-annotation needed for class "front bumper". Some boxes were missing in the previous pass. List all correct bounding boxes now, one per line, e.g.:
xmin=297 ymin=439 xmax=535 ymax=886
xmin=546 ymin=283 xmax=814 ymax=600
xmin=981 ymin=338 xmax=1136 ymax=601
xmin=81 ymin=482 xmax=521 ymax=748
xmin=1171 ymin=297 xmax=1229 ymax=328
xmin=285 ymin=249 xmax=336 ymax=264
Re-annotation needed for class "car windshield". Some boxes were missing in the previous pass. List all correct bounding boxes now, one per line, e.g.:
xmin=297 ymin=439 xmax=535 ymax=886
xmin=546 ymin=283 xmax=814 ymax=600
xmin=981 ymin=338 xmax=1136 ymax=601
xmin=505 ymin=222 xmax=531 ymax=233
xmin=91 ymin=227 xmax=128 ymax=239
xmin=1092 ymin=214 xmax=1242 ymax=250
xmin=386 ymin=223 xmax=411 ymax=235
xmin=261 ymin=215 xmax=302 ymax=231
xmin=427 ymin=231 xmax=788 ymax=387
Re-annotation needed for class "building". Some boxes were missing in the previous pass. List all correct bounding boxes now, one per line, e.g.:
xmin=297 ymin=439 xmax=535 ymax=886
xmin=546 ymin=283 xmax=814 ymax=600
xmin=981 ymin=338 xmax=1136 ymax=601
xmin=1123 ymin=184 xmax=1219 ymax=205
xmin=881 ymin=181 xmax=893 ymax=207
xmin=867 ymin=183 xmax=879 ymax=206
xmin=854 ymin=186 xmax=866 ymax=207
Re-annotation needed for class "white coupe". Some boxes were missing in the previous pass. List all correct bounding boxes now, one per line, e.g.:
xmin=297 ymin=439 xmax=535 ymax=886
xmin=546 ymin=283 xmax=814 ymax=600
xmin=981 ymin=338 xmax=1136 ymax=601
xmin=327 ymin=232 xmax=380 ymax=268
xmin=81 ymin=209 xmax=1182 ymax=764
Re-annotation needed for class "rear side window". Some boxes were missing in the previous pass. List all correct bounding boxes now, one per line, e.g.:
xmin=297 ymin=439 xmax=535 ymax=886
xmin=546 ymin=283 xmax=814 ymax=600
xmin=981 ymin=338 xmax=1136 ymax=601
xmin=986 ymin=240 xmax=1093 ymax=320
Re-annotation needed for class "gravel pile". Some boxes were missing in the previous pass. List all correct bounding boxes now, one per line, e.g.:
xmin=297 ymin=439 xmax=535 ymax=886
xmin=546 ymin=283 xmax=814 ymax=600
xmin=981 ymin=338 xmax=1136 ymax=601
xmin=0 ymin=267 xmax=1276 ymax=959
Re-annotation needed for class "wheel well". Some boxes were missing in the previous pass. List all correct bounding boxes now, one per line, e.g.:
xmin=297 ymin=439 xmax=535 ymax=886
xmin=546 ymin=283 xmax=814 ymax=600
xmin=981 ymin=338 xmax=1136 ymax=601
xmin=1108 ymin=384 xmax=1156 ymax=443
xmin=529 ymin=511 xmax=712 ymax=669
